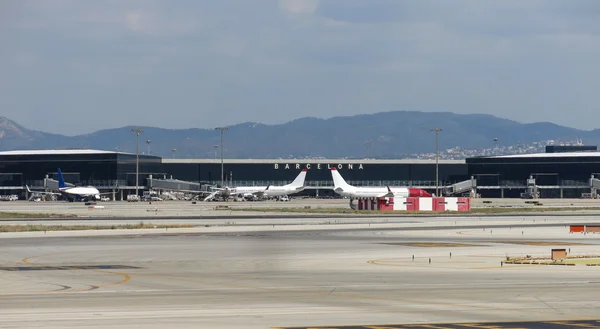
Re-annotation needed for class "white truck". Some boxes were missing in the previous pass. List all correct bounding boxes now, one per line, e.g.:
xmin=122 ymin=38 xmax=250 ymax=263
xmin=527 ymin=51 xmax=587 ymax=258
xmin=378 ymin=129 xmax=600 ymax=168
xmin=127 ymin=194 xmax=140 ymax=202
xmin=143 ymin=191 xmax=162 ymax=201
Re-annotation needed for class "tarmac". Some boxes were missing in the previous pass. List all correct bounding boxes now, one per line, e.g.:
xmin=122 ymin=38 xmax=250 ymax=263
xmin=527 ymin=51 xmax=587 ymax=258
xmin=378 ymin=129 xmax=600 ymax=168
xmin=1 ymin=197 xmax=600 ymax=219
xmin=1 ymin=199 xmax=600 ymax=328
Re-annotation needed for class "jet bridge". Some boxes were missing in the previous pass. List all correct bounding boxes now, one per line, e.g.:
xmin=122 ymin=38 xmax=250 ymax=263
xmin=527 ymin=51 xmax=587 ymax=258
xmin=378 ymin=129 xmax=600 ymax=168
xmin=445 ymin=176 xmax=478 ymax=197
xmin=44 ymin=178 xmax=59 ymax=190
xmin=146 ymin=175 xmax=207 ymax=193
xmin=43 ymin=177 xmax=74 ymax=189
xmin=589 ymin=175 xmax=600 ymax=198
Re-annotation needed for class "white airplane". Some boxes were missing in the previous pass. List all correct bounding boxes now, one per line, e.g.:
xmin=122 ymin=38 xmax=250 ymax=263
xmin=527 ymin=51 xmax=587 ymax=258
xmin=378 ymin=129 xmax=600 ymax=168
xmin=204 ymin=169 xmax=307 ymax=201
xmin=330 ymin=167 xmax=432 ymax=199
xmin=261 ymin=168 xmax=308 ymax=198
xmin=26 ymin=168 xmax=109 ymax=202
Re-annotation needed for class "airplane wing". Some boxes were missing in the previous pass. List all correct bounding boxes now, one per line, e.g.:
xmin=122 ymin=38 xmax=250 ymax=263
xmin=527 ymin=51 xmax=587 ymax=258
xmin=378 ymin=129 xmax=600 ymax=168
xmin=98 ymin=192 xmax=117 ymax=195
xmin=26 ymin=185 xmax=61 ymax=196
xmin=203 ymin=190 xmax=222 ymax=202
xmin=252 ymin=185 xmax=269 ymax=196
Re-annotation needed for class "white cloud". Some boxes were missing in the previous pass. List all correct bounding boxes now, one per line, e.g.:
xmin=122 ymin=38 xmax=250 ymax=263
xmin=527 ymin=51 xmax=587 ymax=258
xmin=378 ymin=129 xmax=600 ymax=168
xmin=278 ymin=0 xmax=319 ymax=14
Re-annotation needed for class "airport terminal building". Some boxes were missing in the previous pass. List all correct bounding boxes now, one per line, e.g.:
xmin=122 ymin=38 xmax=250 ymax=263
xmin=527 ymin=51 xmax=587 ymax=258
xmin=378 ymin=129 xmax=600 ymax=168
xmin=0 ymin=146 xmax=599 ymax=199
xmin=467 ymin=152 xmax=600 ymax=198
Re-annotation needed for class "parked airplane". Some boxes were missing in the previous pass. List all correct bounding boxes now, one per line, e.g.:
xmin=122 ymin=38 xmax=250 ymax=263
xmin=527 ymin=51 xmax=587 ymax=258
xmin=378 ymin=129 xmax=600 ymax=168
xmin=261 ymin=168 xmax=307 ymax=198
xmin=26 ymin=168 xmax=109 ymax=202
xmin=204 ymin=169 xmax=307 ymax=201
xmin=330 ymin=167 xmax=432 ymax=198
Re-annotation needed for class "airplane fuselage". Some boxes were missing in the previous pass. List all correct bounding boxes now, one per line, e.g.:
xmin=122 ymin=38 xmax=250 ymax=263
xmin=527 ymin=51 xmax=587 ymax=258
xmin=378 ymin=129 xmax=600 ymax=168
xmin=334 ymin=187 xmax=413 ymax=198
xmin=264 ymin=185 xmax=304 ymax=197
xmin=233 ymin=186 xmax=267 ymax=194
xmin=233 ymin=185 xmax=304 ymax=198
xmin=59 ymin=186 xmax=101 ymax=200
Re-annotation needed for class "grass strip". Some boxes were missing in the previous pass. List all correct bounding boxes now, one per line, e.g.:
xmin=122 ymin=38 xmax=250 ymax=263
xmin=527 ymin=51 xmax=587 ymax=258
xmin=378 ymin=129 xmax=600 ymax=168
xmin=505 ymin=255 xmax=600 ymax=266
xmin=0 ymin=212 xmax=77 ymax=219
xmin=0 ymin=222 xmax=195 ymax=232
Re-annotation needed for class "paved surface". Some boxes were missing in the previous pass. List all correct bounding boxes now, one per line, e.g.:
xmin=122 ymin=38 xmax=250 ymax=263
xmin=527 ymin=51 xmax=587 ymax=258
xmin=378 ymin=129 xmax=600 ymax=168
xmin=2 ymin=211 xmax=600 ymax=238
xmin=1 ymin=214 xmax=600 ymax=328
xmin=2 ymin=198 xmax=600 ymax=219
xmin=0 ymin=199 xmax=352 ymax=218
xmin=280 ymin=319 xmax=600 ymax=328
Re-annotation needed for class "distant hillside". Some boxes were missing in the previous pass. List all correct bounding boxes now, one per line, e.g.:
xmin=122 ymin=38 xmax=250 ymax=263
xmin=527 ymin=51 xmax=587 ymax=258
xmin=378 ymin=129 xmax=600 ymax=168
xmin=0 ymin=111 xmax=599 ymax=158
xmin=0 ymin=117 xmax=70 ymax=150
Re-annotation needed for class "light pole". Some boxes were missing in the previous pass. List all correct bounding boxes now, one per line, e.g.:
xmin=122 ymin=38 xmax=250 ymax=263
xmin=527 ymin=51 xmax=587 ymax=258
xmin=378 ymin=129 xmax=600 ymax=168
xmin=171 ymin=148 xmax=176 ymax=159
xmin=493 ymin=137 xmax=499 ymax=155
xmin=214 ymin=127 xmax=229 ymax=187
xmin=131 ymin=128 xmax=144 ymax=196
xmin=146 ymin=139 xmax=151 ymax=155
xmin=431 ymin=128 xmax=442 ymax=197
xmin=213 ymin=144 xmax=218 ymax=160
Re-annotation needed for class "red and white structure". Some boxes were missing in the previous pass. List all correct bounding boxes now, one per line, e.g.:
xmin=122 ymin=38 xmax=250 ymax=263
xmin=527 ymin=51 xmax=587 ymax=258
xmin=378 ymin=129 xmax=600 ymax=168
xmin=354 ymin=197 xmax=470 ymax=212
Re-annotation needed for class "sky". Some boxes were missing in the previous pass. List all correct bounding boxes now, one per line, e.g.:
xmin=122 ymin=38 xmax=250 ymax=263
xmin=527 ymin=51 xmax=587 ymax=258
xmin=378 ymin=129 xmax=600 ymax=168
xmin=1 ymin=0 xmax=600 ymax=135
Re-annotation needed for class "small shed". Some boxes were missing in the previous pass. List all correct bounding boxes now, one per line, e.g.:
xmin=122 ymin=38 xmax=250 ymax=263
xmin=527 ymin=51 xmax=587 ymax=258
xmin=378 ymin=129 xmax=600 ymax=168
xmin=551 ymin=249 xmax=567 ymax=260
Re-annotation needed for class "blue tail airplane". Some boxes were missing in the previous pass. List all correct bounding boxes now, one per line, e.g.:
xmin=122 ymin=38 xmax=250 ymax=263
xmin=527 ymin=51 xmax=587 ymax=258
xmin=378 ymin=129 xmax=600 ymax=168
xmin=27 ymin=168 xmax=109 ymax=202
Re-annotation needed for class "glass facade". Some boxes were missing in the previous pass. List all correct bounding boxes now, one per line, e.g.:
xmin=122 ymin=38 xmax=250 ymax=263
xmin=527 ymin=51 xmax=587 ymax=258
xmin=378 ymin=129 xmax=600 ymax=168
xmin=467 ymin=155 xmax=600 ymax=183
xmin=467 ymin=155 xmax=600 ymax=198
xmin=4 ymin=150 xmax=597 ymax=198
xmin=0 ymin=152 xmax=163 ymax=189
xmin=0 ymin=152 xmax=469 ymax=197
xmin=160 ymin=162 xmax=469 ymax=189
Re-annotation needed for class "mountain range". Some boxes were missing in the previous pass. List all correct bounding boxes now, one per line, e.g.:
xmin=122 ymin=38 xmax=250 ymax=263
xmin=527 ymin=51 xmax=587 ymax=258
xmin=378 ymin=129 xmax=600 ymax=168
xmin=0 ymin=112 xmax=598 ymax=159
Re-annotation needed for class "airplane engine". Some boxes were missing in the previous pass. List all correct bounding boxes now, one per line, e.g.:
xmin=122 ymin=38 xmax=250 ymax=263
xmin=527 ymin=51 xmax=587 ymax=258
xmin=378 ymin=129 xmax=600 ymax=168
xmin=349 ymin=199 xmax=357 ymax=210
xmin=243 ymin=193 xmax=258 ymax=201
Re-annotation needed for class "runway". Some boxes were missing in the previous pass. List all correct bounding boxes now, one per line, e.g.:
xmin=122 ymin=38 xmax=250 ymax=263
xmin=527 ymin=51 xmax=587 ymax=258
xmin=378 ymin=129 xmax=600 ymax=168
xmin=1 ymin=214 xmax=600 ymax=328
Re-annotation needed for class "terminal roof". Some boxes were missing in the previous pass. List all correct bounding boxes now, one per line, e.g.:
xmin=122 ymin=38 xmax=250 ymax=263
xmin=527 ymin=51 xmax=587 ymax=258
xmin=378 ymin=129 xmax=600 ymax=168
xmin=0 ymin=149 xmax=467 ymax=163
xmin=0 ymin=149 xmax=144 ymax=156
xmin=487 ymin=152 xmax=600 ymax=159
xmin=0 ymin=149 xmax=115 ymax=155
xmin=162 ymin=158 xmax=465 ymax=164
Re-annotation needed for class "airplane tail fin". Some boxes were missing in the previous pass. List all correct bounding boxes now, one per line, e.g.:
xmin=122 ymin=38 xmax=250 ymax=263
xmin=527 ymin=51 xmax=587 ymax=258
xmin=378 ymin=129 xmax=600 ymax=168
xmin=288 ymin=169 xmax=307 ymax=188
xmin=57 ymin=168 xmax=66 ymax=189
xmin=330 ymin=167 xmax=351 ymax=189
xmin=384 ymin=185 xmax=394 ymax=198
